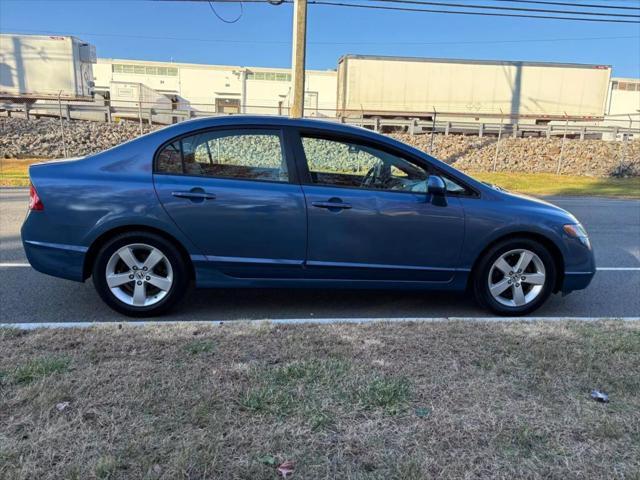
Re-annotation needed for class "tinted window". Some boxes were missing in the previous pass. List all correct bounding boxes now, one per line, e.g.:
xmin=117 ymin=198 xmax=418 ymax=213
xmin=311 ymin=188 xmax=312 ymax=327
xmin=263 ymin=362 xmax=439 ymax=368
xmin=156 ymin=130 xmax=288 ymax=182
xmin=156 ymin=141 xmax=182 ymax=174
xmin=442 ymin=176 xmax=467 ymax=194
xmin=301 ymin=136 xmax=428 ymax=193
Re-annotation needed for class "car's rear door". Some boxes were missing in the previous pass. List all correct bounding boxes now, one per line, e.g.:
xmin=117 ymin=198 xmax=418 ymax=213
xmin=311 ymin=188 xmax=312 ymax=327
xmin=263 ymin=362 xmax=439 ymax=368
xmin=153 ymin=127 xmax=307 ymax=278
xmin=292 ymin=131 xmax=466 ymax=282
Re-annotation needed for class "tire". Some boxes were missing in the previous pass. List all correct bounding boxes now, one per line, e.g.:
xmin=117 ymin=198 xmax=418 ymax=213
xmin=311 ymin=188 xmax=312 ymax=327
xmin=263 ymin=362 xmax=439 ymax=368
xmin=472 ymin=237 xmax=557 ymax=316
xmin=92 ymin=231 xmax=190 ymax=317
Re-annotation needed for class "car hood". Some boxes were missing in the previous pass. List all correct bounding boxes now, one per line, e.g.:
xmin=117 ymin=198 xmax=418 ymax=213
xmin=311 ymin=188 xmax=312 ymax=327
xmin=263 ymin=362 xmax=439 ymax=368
xmin=496 ymin=188 xmax=579 ymax=224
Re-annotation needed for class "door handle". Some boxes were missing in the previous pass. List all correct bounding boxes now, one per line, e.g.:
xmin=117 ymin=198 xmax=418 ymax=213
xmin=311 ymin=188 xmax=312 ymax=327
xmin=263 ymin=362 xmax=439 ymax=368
xmin=312 ymin=201 xmax=352 ymax=210
xmin=171 ymin=190 xmax=216 ymax=200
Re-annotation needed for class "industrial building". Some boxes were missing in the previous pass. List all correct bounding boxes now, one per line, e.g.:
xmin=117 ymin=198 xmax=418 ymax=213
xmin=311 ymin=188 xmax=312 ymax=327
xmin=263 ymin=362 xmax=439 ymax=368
xmin=93 ymin=58 xmax=338 ymax=117
xmin=607 ymin=78 xmax=640 ymax=116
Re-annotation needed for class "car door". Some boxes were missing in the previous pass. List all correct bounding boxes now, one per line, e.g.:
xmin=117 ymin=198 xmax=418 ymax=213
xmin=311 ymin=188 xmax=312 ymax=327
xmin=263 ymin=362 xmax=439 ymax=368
xmin=153 ymin=127 xmax=307 ymax=278
xmin=294 ymin=132 xmax=466 ymax=282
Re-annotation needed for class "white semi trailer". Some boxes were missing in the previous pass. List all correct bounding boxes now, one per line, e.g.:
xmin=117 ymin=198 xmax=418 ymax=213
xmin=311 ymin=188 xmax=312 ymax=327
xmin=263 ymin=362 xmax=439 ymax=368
xmin=337 ymin=54 xmax=612 ymax=122
xmin=0 ymin=34 xmax=96 ymax=102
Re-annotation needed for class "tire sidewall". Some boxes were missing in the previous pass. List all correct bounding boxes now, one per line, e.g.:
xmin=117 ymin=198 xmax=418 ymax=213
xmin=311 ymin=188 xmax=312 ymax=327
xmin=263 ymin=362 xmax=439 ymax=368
xmin=474 ymin=238 xmax=556 ymax=316
xmin=92 ymin=232 xmax=188 ymax=317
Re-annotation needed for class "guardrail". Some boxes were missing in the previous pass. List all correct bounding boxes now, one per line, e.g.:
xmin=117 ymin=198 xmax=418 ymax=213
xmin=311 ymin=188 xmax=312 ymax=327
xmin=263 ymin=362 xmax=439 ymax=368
xmin=342 ymin=117 xmax=640 ymax=140
xmin=1 ymin=100 xmax=638 ymax=141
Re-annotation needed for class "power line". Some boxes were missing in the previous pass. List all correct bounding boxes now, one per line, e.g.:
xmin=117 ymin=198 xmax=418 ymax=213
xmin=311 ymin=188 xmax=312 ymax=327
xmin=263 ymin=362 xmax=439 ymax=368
xmin=207 ymin=0 xmax=244 ymax=22
xmin=305 ymin=1 xmax=640 ymax=23
xmin=368 ymin=0 xmax=640 ymax=18
xmin=487 ymin=0 xmax=640 ymax=11
xmin=169 ymin=0 xmax=640 ymax=21
xmin=6 ymin=28 xmax=637 ymax=47
xmin=171 ymin=0 xmax=640 ymax=12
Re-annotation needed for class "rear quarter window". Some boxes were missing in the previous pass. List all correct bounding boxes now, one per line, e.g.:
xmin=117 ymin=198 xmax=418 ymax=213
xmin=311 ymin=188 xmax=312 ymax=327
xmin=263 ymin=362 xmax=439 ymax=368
xmin=156 ymin=142 xmax=182 ymax=174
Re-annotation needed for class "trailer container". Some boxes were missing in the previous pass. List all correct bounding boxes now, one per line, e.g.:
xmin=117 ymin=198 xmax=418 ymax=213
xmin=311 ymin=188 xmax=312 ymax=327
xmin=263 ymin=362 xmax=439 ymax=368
xmin=0 ymin=34 xmax=96 ymax=102
xmin=109 ymin=81 xmax=173 ymax=124
xmin=337 ymin=55 xmax=612 ymax=121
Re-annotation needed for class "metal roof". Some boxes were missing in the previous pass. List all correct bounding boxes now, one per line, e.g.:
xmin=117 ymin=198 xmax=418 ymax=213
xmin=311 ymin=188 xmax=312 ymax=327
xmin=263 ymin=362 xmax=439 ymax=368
xmin=338 ymin=54 xmax=611 ymax=70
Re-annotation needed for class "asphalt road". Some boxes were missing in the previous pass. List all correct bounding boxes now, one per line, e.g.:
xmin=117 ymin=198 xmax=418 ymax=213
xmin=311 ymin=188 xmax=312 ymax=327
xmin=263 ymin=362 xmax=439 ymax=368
xmin=1 ymin=188 xmax=639 ymax=322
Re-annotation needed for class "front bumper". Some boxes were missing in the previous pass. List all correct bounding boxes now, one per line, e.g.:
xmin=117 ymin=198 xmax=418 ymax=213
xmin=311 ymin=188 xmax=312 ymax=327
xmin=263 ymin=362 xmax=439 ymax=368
xmin=561 ymin=270 xmax=596 ymax=294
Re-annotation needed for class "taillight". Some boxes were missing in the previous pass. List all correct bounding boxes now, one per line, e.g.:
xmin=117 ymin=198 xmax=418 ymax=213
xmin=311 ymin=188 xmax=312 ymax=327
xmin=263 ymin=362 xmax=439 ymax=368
xmin=29 ymin=184 xmax=44 ymax=211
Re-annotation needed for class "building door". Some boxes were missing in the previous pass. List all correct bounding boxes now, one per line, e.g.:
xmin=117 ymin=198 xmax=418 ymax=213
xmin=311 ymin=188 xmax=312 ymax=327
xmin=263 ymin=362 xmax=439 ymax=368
xmin=215 ymin=98 xmax=241 ymax=114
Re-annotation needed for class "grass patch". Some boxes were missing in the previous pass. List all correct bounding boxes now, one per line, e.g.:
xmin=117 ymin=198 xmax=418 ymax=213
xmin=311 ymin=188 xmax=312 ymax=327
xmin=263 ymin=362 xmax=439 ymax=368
xmin=469 ymin=171 xmax=640 ymax=198
xmin=0 ymin=321 xmax=639 ymax=479
xmin=182 ymin=339 xmax=215 ymax=355
xmin=8 ymin=356 xmax=70 ymax=384
xmin=238 ymin=358 xmax=353 ymax=420
xmin=0 ymin=158 xmax=43 ymax=187
xmin=94 ymin=455 xmax=118 ymax=479
xmin=357 ymin=376 xmax=411 ymax=414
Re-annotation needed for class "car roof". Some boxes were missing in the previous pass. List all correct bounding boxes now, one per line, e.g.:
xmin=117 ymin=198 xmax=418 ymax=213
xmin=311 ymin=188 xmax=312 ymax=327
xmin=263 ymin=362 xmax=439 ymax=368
xmin=160 ymin=115 xmax=374 ymax=138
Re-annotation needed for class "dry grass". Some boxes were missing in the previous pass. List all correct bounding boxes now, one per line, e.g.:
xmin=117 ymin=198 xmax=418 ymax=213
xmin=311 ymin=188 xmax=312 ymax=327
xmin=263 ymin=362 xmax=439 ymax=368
xmin=470 ymin=172 xmax=640 ymax=199
xmin=0 ymin=158 xmax=44 ymax=187
xmin=1 ymin=321 xmax=639 ymax=479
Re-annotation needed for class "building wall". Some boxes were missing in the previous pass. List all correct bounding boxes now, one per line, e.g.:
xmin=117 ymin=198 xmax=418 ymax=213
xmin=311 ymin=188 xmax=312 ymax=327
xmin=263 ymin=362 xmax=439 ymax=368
xmin=604 ymin=78 xmax=640 ymax=135
xmin=607 ymin=78 xmax=640 ymax=116
xmin=94 ymin=58 xmax=337 ymax=117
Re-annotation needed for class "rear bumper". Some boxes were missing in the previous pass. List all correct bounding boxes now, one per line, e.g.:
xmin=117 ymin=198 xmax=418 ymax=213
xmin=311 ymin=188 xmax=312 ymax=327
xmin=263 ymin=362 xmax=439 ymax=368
xmin=22 ymin=239 xmax=87 ymax=282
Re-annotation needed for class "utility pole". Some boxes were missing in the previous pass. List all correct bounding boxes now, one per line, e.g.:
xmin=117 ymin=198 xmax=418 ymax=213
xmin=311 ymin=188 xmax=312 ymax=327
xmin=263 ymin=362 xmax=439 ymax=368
xmin=290 ymin=0 xmax=307 ymax=118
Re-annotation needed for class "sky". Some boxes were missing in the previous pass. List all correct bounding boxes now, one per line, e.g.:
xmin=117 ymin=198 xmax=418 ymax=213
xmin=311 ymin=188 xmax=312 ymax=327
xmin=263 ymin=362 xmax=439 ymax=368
xmin=1 ymin=0 xmax=639 ymax=78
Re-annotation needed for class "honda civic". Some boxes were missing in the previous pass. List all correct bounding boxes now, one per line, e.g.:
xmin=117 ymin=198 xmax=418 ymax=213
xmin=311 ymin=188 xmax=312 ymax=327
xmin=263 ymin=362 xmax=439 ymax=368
xmin=21 ymin=116 xmax=595 ymax=317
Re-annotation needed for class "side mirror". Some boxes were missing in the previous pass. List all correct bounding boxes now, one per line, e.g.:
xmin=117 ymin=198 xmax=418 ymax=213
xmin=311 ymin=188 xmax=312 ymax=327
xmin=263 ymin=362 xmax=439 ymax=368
xmin=427 ymin=175 xmax=447 ymax=206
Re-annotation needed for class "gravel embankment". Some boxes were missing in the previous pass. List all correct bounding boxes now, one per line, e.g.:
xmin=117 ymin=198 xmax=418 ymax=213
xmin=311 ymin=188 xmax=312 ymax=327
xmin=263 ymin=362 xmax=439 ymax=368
xmin=1 ymin=117 xmax=638 ymax=176
xmin=0 ymin=118 xmax=158 ymax=159
xmin=391 ymin=134 xmax=640 ymax=177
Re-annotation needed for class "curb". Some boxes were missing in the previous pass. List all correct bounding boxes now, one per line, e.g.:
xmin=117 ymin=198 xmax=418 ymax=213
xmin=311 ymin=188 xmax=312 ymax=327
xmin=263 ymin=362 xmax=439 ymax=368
xmin=1 ymin=317 xmax=639 ymax=330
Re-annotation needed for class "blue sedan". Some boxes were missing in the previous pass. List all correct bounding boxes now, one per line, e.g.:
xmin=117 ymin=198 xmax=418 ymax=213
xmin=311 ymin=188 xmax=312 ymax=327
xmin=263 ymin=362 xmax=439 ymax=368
xmin=21 ymin=116 xmax=595 ymax=317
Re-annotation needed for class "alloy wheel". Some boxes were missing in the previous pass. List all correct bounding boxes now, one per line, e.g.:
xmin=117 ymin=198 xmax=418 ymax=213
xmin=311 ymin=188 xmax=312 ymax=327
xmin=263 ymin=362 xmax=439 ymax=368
xmin=105 ymin=243 xmax=174 ymax=307
xmin=487 ymin=248 xmax=546 ymax=308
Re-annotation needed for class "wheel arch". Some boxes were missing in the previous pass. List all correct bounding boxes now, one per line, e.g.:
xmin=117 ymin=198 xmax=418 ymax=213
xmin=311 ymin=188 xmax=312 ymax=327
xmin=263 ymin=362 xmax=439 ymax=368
xmin=83 ymin=225 xmax=195 ymax=281
xmin=468 ymin=231 xmax=565 ymax=293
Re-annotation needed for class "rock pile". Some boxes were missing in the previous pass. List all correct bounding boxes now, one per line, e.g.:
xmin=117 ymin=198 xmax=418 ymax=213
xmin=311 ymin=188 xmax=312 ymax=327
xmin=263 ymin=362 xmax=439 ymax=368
xmin=1 ymin=117 xmax=638 ymax=177
xmin=390 ymin=134 xmax=640 ymax=177
xmin=0 ymin=117 xmax=158 ymax=159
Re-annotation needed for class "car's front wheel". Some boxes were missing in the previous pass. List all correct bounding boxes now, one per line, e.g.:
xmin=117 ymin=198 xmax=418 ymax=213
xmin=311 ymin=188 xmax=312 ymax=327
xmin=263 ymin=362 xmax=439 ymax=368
xmin=92 ymin=232 xmax=189 ymax=317
xmin=473 ymin=237 xmax=556 ymax=316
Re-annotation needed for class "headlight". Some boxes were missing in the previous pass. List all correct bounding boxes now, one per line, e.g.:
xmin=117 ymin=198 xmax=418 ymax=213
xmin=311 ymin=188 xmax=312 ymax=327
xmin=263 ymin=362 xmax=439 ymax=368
xmin=563 ymin=223 xmax=591 ymax=249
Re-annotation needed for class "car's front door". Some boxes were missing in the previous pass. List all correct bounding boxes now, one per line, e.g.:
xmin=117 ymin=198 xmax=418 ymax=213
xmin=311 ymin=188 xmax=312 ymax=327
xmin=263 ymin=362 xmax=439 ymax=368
xmin=153 ymin=127 xmax=307 ymax=277
xmin=294 ymin=133 xmax=466 ymax=282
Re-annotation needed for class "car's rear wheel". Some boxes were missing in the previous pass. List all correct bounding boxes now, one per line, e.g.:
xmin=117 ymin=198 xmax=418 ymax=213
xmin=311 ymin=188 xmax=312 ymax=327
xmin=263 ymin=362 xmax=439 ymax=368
xmin=92 ymin=232 xmax=189 ymax=317
xmin=473 ymin=237 xmax=556 ymax=316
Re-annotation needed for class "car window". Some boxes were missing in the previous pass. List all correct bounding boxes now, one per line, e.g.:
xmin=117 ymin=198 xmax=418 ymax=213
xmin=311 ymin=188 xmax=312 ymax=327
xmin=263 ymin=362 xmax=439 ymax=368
xmin=442 ymin=176 xmax=467 ymax=194
xmin=156 ymin=141 xmax=182 ymax=174
xmin=301 ymin=136 xmax=429 ymax=193
xmin=156 ymin=130 xmax=288 ymax=182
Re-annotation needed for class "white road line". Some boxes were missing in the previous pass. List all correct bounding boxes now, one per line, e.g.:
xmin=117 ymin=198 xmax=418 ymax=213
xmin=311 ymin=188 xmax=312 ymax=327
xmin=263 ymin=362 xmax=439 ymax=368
xmin=0 ymin=263 xmax=639 ymax=271
xmin=1 ymin=317 xmax=639 ymax=330
xmin=597 ymin=267 xmax=640 ymax=271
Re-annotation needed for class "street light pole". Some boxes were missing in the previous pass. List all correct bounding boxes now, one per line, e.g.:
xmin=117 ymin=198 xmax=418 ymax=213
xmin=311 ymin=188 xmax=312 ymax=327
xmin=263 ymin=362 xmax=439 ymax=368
xmin=290 ymin=0 xmax=307 ymax=118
